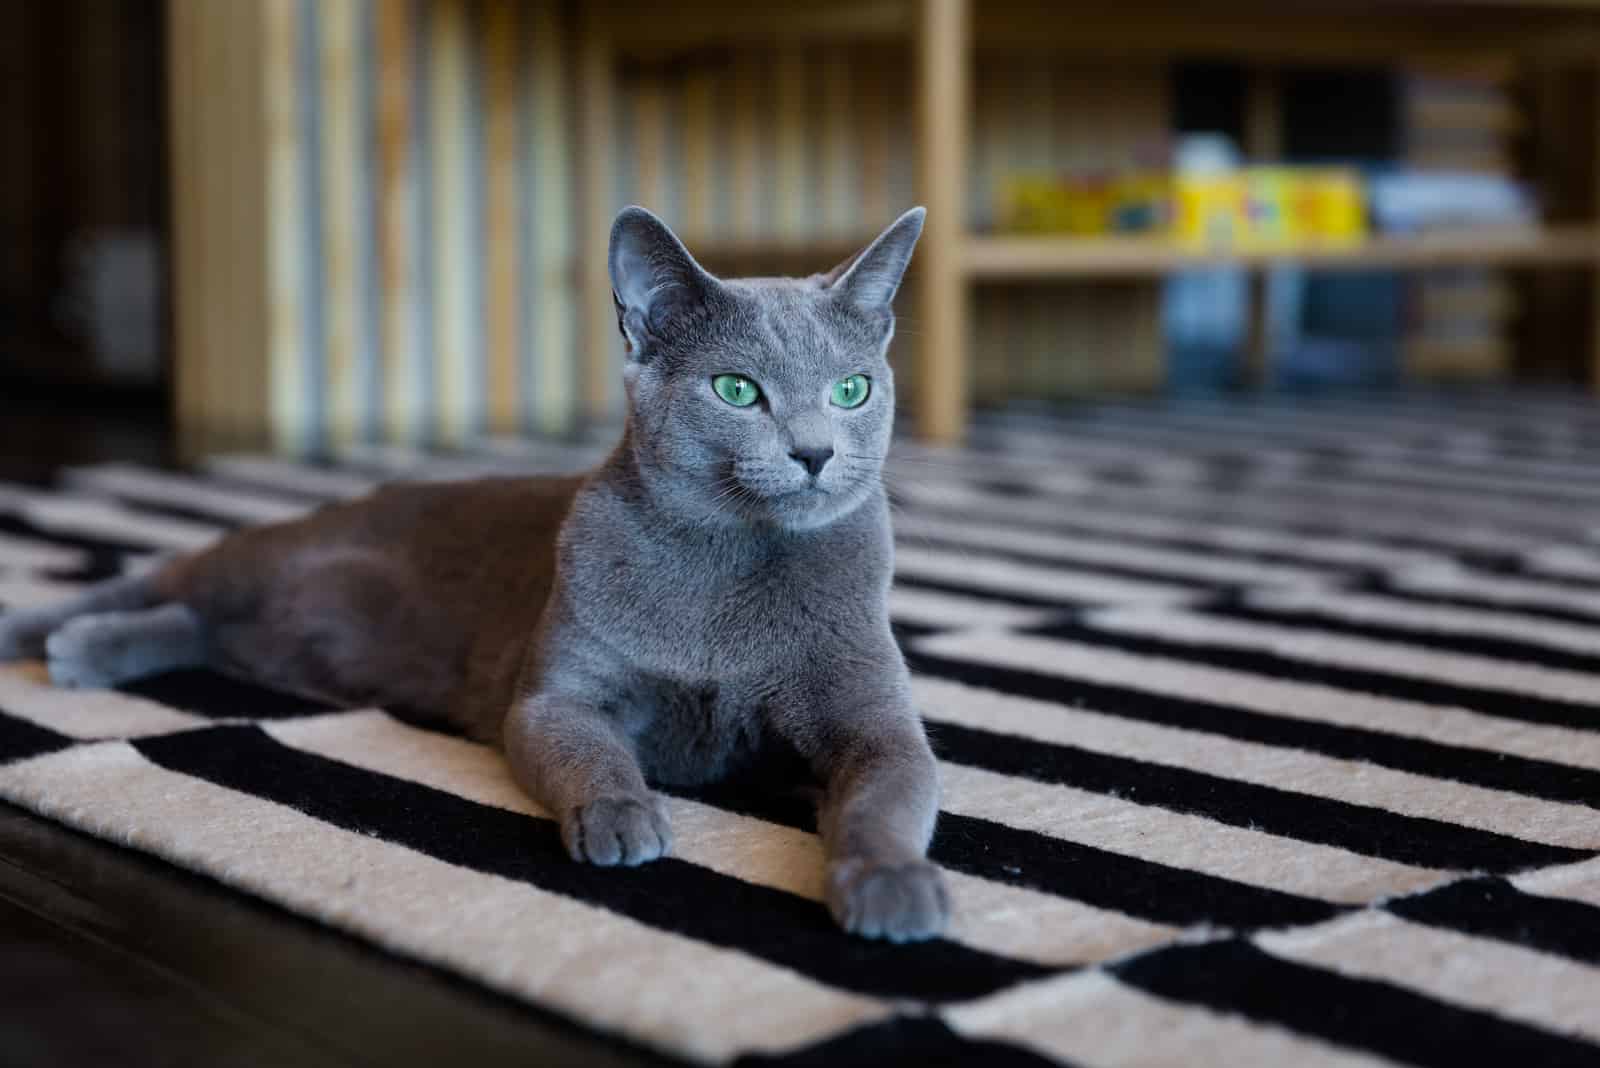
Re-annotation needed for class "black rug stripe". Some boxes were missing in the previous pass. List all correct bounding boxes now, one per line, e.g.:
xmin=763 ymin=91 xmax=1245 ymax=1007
xmin=735 ymin=1015 xmax=1069 ymax=1068
xmin=893 ymin=536 xmax=1226 ymax=595
xmin=906 ymin=649 xmax=1600 ymax=811
xmin=1027 ymin=619 xmax=1600 ymax=733
xmin=897 ymin=501 xmax=1391 ymax=577
xmin=0 ymin=709 xmax=77 ymax=765
xmin=1387 ymin=876 xmax=1600 ymax=968
xmin=681 ymin=781 xmax=1345 ymax=932
xmin=133 ymin=725 xmax=1054 ymax=1004
xmin=1112 ymin=938 xmax=1600 ymax=1068
xmin=1360 ymin=574 xmax=1600 ymax=629
xmin=118 ymin=669 xmax=337 ymax=721
xmin=890 ymin=575 xmax=1092 ymax=613
xmin=924 ymin=721 xmax=1589 ymax=874
xmin=1203 ymin=602 xmax=1600 ymax=675
xmin=0 ymin=514 xmax=147 ymax=579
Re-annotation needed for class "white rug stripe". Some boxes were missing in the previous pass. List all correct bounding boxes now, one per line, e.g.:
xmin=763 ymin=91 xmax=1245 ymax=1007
xmin=896 ymin=482 xmax=1448 ymax=572
xmin=0 ymin=532 xmax=86 ymax=572
xmin=913 ymin=677 xmax=1600 ymax=850
xmin=0 ymin=484 xmax=223 ymax=552
xmin=1525 ymin=546 xmax=1600 ymax=582
xmin=0 ymin=663 xmax=215 ymax=739
xmin=914 ymin=630 xmax=1600 ymax=771
xmin=203 ymin=454 xmax=378 ymax=499
xmin=266 ymin=712 xmax=1178 ymax=968
xmin=0 ymin=742 xmax=889 ymax=1063
xmin=893 ymin=546 xmax=1201 ymax=605
xmin=1392 ymin=567 xmax=1600 ymax=617
xmin=1247 ymin=587 xmax=1600 ymax=657
xmin=62 ymin=463 xmax=312 ymax=525
xmin=887 ymin=588 xmax=1060 ymax=630
xmin=1258 ymin=912 xmax=1600 ymax=1044
xmin=1513 ymin=856 xmax=1600 ymax=910
xmin=893 ymin=515 xmax=1341 ymax=587
xmin=946 ymin=968 xmax=1392 ymax=1068
xmin=1086 ymin=608 xmax=1600 ymax=704
xmin=0 ymin=573 xmax=88 ymax=611
xmin=937 ymin=763 xmax=1446 ymax=905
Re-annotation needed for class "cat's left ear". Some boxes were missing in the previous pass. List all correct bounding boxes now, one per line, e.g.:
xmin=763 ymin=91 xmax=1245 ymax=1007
xmin=609 ymin=206 xmax=720 ymax=360
xmin=817 ymin=206 xmax=926 ymax=317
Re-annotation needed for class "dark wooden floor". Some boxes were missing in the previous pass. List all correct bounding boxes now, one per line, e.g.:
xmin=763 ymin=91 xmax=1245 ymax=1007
xmin=0 ymin=396 xmax=661 ymax=1068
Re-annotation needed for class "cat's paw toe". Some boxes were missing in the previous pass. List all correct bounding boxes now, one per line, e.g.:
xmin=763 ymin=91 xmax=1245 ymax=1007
xmin=827 ymin=858 xmax=949 ymax=942
xmin=562 ymin=796 xmax=673 ymax=867
xmin=45 ymin=617 xmax=122 ymax=689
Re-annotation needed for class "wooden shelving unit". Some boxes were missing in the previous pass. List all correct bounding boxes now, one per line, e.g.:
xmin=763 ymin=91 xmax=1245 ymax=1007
xmin=965 ymin=226 xmax=1600 ymax=280
xmin=575 ymin=0 xmax=1600 ymax=444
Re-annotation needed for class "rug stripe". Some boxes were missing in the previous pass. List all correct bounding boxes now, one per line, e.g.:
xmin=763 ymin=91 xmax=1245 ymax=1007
xmin=0 ymin=707 xmax=76 ymax=765
xmin=913 ymin=676 xmax=1600 ymax=848
xmin=1112 ymin=938 xmax=1600 ymax=1068
xmin=928 ymin=721 xmax=1589 ymax=873
xmin=1085 ymin=607 xmax=1600 ymax=704
xmin=1026 ymin=618 xmax=1600 ymax=733
xmin=892 ymin=546 xmax=1202 ymax=606
xmin=131 ymin=724 xmax=1056 ymax=1003
xmin=1258 ymin=911 xmax=1600 ymax=1044
xmin=0 ymin=485 xmax=221 ymax=552
xmin=0 ymin=741 xmax=890 ymax=1062
xmin=904 ymin=641 xmax=1600 ymax=794
xmin=946 ymin=969 xmax=1394 ymax=1068
xmin=1388 ymin=876 xmax=1600 ymax=967
xmin=62 ymin=463 xmax=313 ymax=525
xmin=737 ymin=1015 xmax=1068 ymax=1068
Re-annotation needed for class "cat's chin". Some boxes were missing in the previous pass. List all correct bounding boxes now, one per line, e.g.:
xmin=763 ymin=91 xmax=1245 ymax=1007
xmin=716 ymin=485 xmax=867 ymax=533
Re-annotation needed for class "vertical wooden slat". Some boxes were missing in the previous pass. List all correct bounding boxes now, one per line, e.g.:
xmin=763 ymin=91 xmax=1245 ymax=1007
xmin=375 ymin=0 xmax=418 ymax=443
xmin=858 ymin=48 xmax=890 ymax=228
xmin=729 ymin=52 xmax=760 ymax=240
xmin=819 ymin=47 xmax=856 ymax=238
xmin=484 ymin=0 xmax=520 ymax=433
xmin=529 ymin=0 xmax=573 ymax=433
xmin=635 ymin=76 xmax=667 ymax=214
xmin=321 ymin=0 xmax=364 ymax=445
xmin=774 ymin=46 xmax=806 ymax=239
xmin=429 ymin=0 xmax=472 ymax=443
xmin=682 ymin=67 xmax=714 ymax=241
xmin=264 ymin=0 xmax=310 ymax=452
xmin=916 ymin=0 xmax=969 ymax=443
xmin=578 ymin=9 xmax=618 ymax=424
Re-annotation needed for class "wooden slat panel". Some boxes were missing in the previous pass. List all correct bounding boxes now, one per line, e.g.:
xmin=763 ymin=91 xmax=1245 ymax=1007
xmin=428 ymin=0 xmax=473 ymax=443
xmin=375 ymin=0 xmax=419 ymax=443
xmin=320 ymin=0 xmax=365 ymax=446
xmin=529 ymin=0 xmax=575 ymax=434
xmin=264 ymin=0 xmax=310 ymax=452
xmin=484 ymin=0 xmax=521 ymax=434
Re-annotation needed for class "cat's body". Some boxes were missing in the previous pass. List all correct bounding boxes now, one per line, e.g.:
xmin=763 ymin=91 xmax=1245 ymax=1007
xmin=0 ymin=207 xmax=948 ymax=941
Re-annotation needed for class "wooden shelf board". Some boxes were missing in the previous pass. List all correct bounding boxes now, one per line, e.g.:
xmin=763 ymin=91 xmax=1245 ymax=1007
xmin=965 ymin=226 xmax=1600 ymax=279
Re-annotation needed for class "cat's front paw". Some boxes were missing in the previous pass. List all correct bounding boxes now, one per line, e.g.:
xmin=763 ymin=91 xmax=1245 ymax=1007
xmin=45 ymin=615 xmax=125 ymax=689
xmin=827 ymin=857 xmax=950 ymax=943
xmin=561 ymin=795 xmax=673 ymax=867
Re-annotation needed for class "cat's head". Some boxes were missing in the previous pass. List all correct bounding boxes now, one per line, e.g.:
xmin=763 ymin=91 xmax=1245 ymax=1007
xmin=608 ymin=206 xmax=923 ymax=531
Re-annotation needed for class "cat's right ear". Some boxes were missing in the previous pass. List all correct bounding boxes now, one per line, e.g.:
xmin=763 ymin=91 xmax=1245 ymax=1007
xmin=608 ymin=206 xmax=718 ymax=361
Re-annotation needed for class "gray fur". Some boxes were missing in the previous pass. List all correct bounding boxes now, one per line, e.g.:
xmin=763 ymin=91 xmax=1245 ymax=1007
xmin=0 ymin=206 xmax=947 ymax=941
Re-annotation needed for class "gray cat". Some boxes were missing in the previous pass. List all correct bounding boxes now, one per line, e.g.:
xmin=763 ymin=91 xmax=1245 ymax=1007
xmin=0 ymin=206 xmax=947 ymax=942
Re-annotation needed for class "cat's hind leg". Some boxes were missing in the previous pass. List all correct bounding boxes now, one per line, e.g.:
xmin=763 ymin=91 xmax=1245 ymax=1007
xmin=0 ymin=574 xmax=160 ymax=662
xmin=45 ymin=602 xmax=206 ymax=689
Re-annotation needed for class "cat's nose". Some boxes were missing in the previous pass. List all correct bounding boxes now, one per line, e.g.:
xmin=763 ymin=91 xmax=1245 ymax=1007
xmin=789 ymin=446 xmax=834 ymax=477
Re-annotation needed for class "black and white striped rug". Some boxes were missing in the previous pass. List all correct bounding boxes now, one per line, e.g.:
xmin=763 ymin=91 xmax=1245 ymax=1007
xmin=2 ymin=390 xmax=1598 ymax=1066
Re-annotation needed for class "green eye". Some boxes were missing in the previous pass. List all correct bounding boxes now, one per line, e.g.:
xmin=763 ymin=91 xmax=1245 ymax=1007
xmin=831 ymin=374 xmax=871 ymax=409
xmin=712 ymin=374 xmax=761 ymax=407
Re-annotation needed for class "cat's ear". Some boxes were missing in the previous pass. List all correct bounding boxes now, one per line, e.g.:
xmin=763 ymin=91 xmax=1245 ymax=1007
xmin=608 ymin=206 xmax=718 ymax=359
xmin=818 ymin=206 xmax=926 ymax=316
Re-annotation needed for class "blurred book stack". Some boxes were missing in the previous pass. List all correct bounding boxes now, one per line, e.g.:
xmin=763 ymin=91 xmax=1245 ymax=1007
xmin=1395 ymin=61 xmax=1528 ymax=379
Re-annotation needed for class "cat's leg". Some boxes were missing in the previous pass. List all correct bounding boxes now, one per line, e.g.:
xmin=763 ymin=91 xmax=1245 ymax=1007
xmin=45 ymin=602 xmax=206 ymax=689
xmin=0 ymin=574 xmax=160 ymax=662
xmin=503 ymin=695 xmax=673 ymax=867
xmin=780 ymin=682 xmax=948 ymax=942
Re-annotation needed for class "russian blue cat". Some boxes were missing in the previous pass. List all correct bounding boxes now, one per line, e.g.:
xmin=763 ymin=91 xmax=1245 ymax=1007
xmin=0 ymin=206 xmax=947 ymax=941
